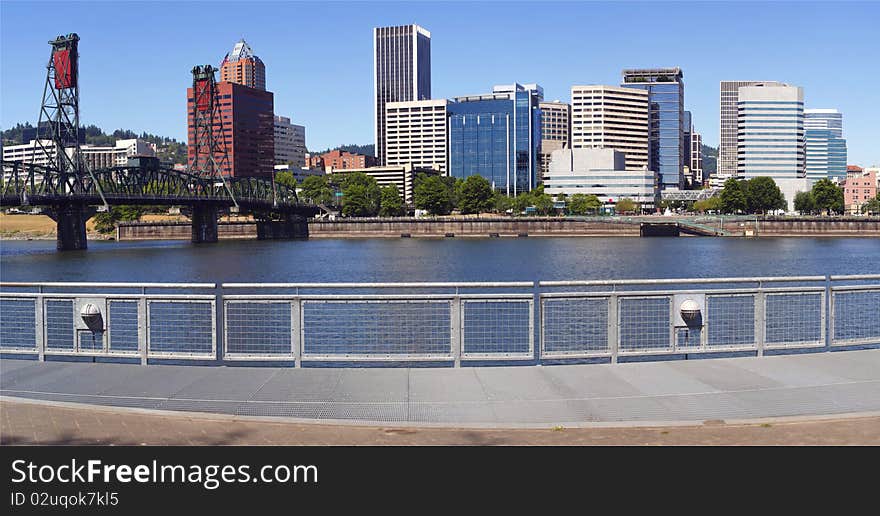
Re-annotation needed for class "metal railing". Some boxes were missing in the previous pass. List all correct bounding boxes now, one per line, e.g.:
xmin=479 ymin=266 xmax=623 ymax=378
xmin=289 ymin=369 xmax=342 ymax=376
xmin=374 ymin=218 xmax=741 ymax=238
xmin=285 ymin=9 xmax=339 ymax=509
xmin=1 ymin=275 xmax=878 ymax=367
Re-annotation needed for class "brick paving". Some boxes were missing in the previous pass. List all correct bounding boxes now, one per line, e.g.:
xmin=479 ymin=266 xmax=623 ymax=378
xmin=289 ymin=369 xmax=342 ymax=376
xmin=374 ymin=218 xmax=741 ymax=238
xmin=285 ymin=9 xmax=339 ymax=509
xmin=3 ymin=399 xmax=879 ymax=445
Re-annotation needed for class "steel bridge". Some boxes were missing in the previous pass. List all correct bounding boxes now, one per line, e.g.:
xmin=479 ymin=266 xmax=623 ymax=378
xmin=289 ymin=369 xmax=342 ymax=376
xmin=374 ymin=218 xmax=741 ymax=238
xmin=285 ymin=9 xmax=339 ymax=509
xmin=0 ymin=159 xmax=320 ymax=248
xmin=3 ymin=32 xmax=319 ymax=250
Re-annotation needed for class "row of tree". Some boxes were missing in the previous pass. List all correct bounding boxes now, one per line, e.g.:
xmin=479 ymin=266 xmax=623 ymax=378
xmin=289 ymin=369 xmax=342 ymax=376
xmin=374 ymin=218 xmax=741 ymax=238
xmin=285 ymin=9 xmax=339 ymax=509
xmin=288 ymin=172 xmax=643 ymax=217
xmin=793 ymin=179 xmax=846 ymax=215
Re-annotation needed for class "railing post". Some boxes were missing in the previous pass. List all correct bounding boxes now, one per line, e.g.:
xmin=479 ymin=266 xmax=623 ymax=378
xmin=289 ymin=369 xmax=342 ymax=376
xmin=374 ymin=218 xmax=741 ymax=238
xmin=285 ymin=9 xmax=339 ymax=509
xmin=292 ymin=297 xmax=302 ymax=368
xmin=755 ymin=282 xmax=765 ymax=357
xmin=215 ymin=285 xmax=223 ymax=363
xmin=35 ymin=293 xmax=45 ymax=362
xmin=609 ymin=294 xmax=619 ymax=364
xmin=533 ymin=282 xmax=541 ymax=364
xmin=825 ymin=275 xmax=832 ymax=350
xmin=138 ymin=297 xmax=148 ymax=365
xmin=451 ymin=296 xmax=462 ymax=368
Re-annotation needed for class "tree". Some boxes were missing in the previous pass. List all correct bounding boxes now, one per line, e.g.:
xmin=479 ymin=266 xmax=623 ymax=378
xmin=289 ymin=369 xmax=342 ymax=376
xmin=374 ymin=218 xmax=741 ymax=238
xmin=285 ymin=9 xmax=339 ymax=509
xmin=720 ymin=178 xmax=748 ymax=214
xmin=530 ymin=185 xmax=554 ymax=215
xmin=299 ymin=175 xmax=335 ymax=205
xmin=379 ymin=185 xmax=405 ymax=217
xmin=794 ymin=191 xmax=816 ymax=215
xmin=340 ymin=172 xmax=381 ymax=217
xmin=745 ymin=177 xmax=786 ymax=214
xmin=862 ymin=194 xmax=880 ymax=215
xmin=811 ymin=178 xmax=844 ymax=214
xmin=274 ymin=171 xmax=297 ymax=189
xmin=492 ymin=191 xmax=514 ymax=214
xmin=413 ymin=174 xmax=453 ymax=215
xmin=568 ymin=194 xmax=602 ymax=215
xmin=693 ymin=196 xmax=722 ymax=214
xmin=458 ymin=175 xmax=494 ymax=214
xmin=615 ymin=198 xmax=638 ymax=214
xmin=91 ymin=206 xmax=144 ymax=234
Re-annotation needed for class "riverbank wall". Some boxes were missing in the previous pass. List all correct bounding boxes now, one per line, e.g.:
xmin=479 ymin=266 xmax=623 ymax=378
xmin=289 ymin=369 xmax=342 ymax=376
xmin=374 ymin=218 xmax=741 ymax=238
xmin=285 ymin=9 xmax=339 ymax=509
xmin=113 ymin=217 xmax=880 ymax=240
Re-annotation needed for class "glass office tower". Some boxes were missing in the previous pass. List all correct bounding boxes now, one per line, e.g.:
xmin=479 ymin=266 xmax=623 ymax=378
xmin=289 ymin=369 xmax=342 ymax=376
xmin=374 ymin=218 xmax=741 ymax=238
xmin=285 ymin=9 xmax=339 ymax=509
xmin=448 ymin=84 xmax=542 ymax=195
xmin=805 ymin=109 xmax=847 ymax=181
xmin=622 ymin=68 xmax=685 ymax=190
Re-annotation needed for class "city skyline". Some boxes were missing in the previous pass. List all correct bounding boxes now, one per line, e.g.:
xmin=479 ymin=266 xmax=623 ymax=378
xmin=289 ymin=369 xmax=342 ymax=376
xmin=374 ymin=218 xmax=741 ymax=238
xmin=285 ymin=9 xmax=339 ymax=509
xmin=1 ymin=1 xmax=878 ymax=166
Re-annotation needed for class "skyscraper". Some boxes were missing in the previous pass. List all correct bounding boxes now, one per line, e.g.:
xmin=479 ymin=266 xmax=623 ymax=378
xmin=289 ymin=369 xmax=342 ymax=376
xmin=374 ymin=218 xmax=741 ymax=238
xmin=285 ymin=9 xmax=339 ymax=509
xmin=719 ymin=81 xmax=784 ymax=176
xmin=621 ymin=68 xmax=684 ymax=189
xmin=374 ymin=24 xmax=431 ymax=166
xmin=187 ymin=81 xmax=274 ymax=178
xmin=448 ymin=83 xmax=542 ymax=195
xmin=683 ymin=110 xmax=692 ymax=185
xmin=737 ymin=84 xmax=804 ymax=179
xmin=538 ymin=101 xmax=570 ymax=180
xmin=220 ymin=39 xmax=266 ymax=91
xmin=570 ymin=85 xmax=649 ymax=170
xmin=805 ymin=109 xmax=847 ymax=181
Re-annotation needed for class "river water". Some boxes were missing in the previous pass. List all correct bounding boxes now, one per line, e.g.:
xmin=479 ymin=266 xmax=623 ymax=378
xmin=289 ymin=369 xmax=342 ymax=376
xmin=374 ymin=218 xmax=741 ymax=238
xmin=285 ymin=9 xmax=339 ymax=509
xmin=1 ymin=237 xmax=878 ymax=283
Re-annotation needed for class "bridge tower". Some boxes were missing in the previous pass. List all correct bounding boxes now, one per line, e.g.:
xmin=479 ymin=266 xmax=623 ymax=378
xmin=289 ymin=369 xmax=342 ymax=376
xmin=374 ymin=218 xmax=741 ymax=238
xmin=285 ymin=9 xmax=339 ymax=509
xmin=36 ymin=33 xmax=106 ymax=251
xmin=187 ymin=65 xmax=238 ymax=243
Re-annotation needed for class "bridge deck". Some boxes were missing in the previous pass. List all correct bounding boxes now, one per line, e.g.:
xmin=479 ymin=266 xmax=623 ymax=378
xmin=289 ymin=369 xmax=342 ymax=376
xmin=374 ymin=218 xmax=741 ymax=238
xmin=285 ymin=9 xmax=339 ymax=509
xmin=3 ymin=349 xmax=879 ymax=427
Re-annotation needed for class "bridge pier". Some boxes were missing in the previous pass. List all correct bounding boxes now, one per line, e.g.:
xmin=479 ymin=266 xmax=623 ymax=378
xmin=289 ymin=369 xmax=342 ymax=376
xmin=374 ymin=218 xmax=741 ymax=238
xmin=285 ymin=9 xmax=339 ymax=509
xmin=45 ymin=204 xmax=95 ymax=251
xmin=191 ymin=205 xmax=219 ymax=243
xmin=256 ymin=215 xmax=309 ymax=240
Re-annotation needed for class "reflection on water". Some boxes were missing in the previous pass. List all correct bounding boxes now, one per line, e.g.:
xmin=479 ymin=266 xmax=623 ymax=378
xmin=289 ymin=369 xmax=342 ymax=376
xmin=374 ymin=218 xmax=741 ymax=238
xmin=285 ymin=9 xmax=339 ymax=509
xmin=1 ymin=237 xmax=878 ymax=283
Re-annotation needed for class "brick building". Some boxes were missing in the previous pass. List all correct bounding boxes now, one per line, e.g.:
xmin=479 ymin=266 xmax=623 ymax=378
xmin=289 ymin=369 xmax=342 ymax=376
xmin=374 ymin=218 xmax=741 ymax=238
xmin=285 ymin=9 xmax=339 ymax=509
xmin=842 ymin=166 xmax=877 ymax=214
xmin=307 ymin=150 xmax=376 ymax=171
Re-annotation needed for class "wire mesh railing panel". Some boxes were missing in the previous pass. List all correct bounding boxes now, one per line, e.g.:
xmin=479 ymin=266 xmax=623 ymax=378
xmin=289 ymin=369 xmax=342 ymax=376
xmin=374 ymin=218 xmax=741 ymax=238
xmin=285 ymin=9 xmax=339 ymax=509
xmin=833 ymin=289 xmax=880 ymax=345
xmin=676 ymin=327 xmax=702 ymax=351
xmin=302 ymin=300 xmax=451 ymax=358
xmin=462 ymin=300 xmax=532 ymax=358
xmin=45 ymin=299 xmax=74 ymax=352
xmin=147 ymin=300 xmax=214 ymax=356
xmin=619 ymin=297 xmax=671 ymax=353
xmin=765 ymin=292 xmax=823 ymax=347
xmin=541 ymin=297 xmax=609 ymax=356
xmin=108 ymin=300 xmax=139 ymax=353
xmin=707 ymin=294 xmax=756 ymax=349
xmin=78 ymin=330 xmax=104 ymax=352
xmin=225 ymin=301 xmax=292 ymax=357
xmin=0 ymin=298 xmax=37 ymax=351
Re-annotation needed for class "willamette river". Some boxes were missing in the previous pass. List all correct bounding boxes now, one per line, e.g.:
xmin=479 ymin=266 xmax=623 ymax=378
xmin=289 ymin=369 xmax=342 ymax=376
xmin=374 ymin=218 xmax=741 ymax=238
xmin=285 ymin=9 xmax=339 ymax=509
xmin=1 ymin=237 xmax=878 ymax=283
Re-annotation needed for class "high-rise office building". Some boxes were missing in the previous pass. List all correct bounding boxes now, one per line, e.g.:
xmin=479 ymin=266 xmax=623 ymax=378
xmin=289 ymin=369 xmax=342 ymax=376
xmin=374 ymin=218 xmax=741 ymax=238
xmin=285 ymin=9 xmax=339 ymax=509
xmin=374 ymin=24 xmax=431 ymax=166
xmin=448 ymin=83 xmax=542 ymax=195
xmin=187 ymin=81 xmax=274 ymax=178
xmin=805 ymin=108 xmax=847 ymax=181
xmin=274 ymin=115 xmax=306 ymax=167
xmin=682 ymin=110 xmax=693 ymax=185
xmin=220 ymin=39 xmax=266 ymax=91
xmin=570 ymin=85 xmax=649 ymax=170
xmin=737 ymin=84 xmax=805 ymax=180
xmin=621 ymin=68 xmax=684 ymax=189
xmin=538 ymin=101 xmax=570 ymax=180
xmin=385 ymin=99 xmax=449 ymax=173
xmin=690 ymin=132 xmax=703 ymax=184
xmin=719 ymin=81 xmax=784 ymax=176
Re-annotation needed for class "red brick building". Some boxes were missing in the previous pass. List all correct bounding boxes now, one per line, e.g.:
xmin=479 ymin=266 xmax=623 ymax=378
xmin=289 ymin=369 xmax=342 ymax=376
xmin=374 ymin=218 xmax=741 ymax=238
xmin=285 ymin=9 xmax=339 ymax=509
xmin=842 ymin=166 xmax=877 ymax=214
xmin=187 ymin=81 xmax=274 ymax=178
xmin=307 ymin=150 xmax=376 ymax=171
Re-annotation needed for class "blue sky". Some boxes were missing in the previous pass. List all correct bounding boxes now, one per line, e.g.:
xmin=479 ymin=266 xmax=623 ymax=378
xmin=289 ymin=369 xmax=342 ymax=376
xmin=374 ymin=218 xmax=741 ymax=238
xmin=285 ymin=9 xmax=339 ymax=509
xmin=1 ymin=1 xmax=878 ymax=165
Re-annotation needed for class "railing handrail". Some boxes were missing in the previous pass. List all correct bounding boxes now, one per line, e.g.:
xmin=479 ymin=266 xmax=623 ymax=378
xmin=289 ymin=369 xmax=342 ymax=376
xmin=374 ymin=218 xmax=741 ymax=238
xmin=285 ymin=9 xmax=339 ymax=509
xmin=221 ymin=282 xmax=534 ymax=289
xmin=0 ymin=282 xmax=216 ymax=289
xmin=829 ymin=274 xmax=880 ymax=281
xmin=539 ymin=276 xmax=827 ymax=287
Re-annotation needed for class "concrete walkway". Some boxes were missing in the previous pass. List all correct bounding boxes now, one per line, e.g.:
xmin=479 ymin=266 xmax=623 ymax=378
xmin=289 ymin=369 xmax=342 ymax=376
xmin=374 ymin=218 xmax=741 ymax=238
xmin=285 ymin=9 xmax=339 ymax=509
xmin=2 ymin=349 xmax=880 ymax=427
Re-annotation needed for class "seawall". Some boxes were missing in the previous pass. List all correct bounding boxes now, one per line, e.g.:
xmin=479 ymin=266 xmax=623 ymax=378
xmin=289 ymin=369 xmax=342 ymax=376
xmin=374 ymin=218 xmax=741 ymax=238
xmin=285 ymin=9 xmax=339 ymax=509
xmin=115 ymin=217 xmax=880 ymax=240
